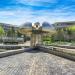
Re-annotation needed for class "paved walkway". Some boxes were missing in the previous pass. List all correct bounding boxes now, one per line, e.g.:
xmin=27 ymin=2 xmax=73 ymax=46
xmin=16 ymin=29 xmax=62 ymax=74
xmin=18 ymin=41 xmax=30 ymax=47
xmin=0 ymin=50 xmax=75 ymax=75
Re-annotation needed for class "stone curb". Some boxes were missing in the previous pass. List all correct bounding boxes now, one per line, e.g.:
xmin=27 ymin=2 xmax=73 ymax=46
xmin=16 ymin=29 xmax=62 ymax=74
xmin=49 ymin=45 xmax=75 ymax=49
xmin=38 ymin=46 xmax=75 ymax=61
xmin=0 ymin=48 xmax=33 ymax=58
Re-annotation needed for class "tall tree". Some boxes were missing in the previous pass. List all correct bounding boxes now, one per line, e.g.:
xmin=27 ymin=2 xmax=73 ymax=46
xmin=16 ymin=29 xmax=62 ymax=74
xmin=56 ymin=28 xmax=64 ymax=41
xmin=0 ymin=26 xmax=5 ymax=43
xmin=0 ymin=26 xmax=5 ymax=37
xmin=67 ymin=27 xmax=73 ymax=42
xmin=7 ymin=27 xmax=16 ymax=37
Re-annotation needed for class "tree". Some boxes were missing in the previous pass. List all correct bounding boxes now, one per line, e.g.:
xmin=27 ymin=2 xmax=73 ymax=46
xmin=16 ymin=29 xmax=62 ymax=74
xmin=0 ymin=26 xmax=5 ymax=36
xmin=67 ymin=28 xmax=72 ymax=42
xmin=0 ymin=26 xmax=5 ymax=43
xmin=56 ymin=28 xmax=64 ymax=41
xmin=7 ymin=27 xmax=16 ymax=37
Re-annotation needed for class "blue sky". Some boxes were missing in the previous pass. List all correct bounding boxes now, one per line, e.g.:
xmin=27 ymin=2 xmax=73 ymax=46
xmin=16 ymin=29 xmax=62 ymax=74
xmin=0 ymin=0 xmax=75 ymax=25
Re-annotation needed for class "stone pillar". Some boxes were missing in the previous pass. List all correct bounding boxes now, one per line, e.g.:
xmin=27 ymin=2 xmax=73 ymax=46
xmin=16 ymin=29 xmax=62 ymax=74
xmin=31 ymin=22 xmax=42 ymax=47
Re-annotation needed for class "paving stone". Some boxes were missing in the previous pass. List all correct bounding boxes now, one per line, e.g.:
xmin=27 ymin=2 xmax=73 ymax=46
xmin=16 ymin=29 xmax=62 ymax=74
xmin=0 ymin=50 xmax=75 ymax=75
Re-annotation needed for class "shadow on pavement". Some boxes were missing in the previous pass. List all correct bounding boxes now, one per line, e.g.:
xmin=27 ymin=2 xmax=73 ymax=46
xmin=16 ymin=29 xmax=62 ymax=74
xmin=24 ymin=49 xmax=42 ymax=53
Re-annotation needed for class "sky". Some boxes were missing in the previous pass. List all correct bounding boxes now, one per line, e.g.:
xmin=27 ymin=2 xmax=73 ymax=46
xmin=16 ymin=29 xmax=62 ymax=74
xmin=0 ymin=0 xmax=75 ymax=25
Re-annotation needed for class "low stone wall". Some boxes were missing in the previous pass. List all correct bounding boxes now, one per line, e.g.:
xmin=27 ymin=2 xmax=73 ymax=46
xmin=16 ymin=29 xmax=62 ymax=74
xmin=38 ymin=46 xmax=75 ymax=61
xmin=49 ymin=45 xmax=75 ymax=49
xmin=0 ymin=48 xmax=33 ymax=58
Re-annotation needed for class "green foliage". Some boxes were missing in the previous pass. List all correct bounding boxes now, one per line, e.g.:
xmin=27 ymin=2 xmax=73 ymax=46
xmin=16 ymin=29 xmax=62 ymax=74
xmin=67 ymin=25 xmax=75 ymax=31
xmin=43 ymin=36 xmax=51 ymax=41
xmin=51 ymin=35 xmax=55 ymax=42
xmin=56 ymin=28 xmax=64 ymax=41
xmin=7 ymin=27 xmax=15 ymax=37
xmin=43 ymin=25 xmax=75 ymax=45
xmin=0 ymin=26 xmax=5 ymax=36
xmin=42 ymin=36 xmax=53 ymax=45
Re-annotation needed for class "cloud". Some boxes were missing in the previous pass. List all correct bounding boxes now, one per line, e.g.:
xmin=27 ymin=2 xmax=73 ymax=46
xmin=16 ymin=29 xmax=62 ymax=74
xmin=0 ymin=0 xmax=75 ymax=25
xmin=0 ymin=11 xmax=15 ymax=16
xmin=0 ymin=5 xmax=75 ymax=25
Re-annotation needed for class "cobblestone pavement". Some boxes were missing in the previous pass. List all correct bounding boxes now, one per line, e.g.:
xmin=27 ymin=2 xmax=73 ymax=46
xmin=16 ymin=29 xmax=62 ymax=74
xmin=0 ymin=50 xmax=75 ymax=75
